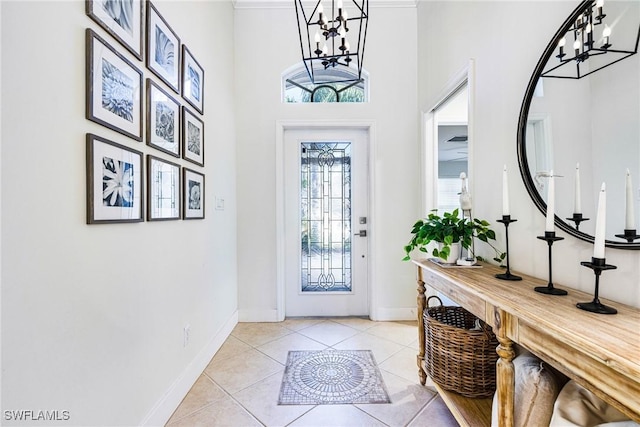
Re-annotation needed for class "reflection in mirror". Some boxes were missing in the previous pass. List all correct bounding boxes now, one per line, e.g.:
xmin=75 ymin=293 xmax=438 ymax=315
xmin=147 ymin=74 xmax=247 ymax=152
xmin=518 ymin=0 xmax=640 ymax=248
xmin=436 ymin=85 xmax=468 ymax=212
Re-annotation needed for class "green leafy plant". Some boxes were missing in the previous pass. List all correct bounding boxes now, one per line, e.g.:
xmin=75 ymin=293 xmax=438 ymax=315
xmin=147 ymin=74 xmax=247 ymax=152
xmin=402 ymin=209 xmax=506 ymax=264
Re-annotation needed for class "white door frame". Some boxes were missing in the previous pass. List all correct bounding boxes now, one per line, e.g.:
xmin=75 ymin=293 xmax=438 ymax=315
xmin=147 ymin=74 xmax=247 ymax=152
xmin=275 ymin=119 xmax=377 ymax=321
xmin=421 ymin=59 xmax=476 ymax=213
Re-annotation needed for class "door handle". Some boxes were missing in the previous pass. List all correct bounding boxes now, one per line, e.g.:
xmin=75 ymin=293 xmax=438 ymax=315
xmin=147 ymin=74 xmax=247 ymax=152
xmin=354 ymin=230 xmax=367 ymax=237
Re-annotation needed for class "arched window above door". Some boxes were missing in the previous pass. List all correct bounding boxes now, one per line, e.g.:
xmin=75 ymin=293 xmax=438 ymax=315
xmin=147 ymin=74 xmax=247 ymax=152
xmin=282 ymin=63 xmax=368 ymax=103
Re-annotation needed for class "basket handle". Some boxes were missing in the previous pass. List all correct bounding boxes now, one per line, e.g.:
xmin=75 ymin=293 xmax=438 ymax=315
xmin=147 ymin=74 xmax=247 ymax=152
xmin=426 ymin=295 xmax=443 ymax=308
xmin=480 ymin=321 xmax=496 ymax=341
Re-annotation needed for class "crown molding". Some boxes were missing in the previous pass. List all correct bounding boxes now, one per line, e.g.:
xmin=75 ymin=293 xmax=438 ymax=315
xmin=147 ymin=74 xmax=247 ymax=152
xmin=232 ymin=0 xmax=418 ymax=10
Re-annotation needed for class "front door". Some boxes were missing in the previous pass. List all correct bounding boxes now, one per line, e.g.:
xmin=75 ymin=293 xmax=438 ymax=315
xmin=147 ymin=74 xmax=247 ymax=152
xmin=284 ymin=128 xmax=369 ymax=317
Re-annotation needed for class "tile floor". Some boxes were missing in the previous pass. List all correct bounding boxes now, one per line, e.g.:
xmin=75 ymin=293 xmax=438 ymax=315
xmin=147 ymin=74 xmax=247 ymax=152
xmin=165 ymin=318 xmax=459 ymax=427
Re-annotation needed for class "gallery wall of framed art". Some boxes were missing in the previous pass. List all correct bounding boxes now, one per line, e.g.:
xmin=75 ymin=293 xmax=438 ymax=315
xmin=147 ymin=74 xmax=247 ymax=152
xmin=84 ymin=0 xmax=206 ymax=224
xmin=2 ymin=2 xmax=238 ymax=426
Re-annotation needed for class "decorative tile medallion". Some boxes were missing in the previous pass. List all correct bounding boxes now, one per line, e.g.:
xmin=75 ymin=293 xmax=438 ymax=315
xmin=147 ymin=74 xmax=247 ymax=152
xmin=278 ymin=350 xmax=391 ymax=405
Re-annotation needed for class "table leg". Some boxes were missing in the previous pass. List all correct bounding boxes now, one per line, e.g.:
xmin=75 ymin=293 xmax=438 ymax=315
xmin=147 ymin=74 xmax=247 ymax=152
xmin=417 ymin=266 xmax=427 ymax=386
xmin=494 ymin=308 xmax=515 ymax=427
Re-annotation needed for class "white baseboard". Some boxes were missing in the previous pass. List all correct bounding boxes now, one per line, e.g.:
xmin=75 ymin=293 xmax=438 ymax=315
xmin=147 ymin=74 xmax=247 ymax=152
xmin=140 ymin=311 xmax=238 ymax=427
xmin=238 ymin=308 xmax=281 ymax=322
xmin=372 ymin=307 xmax=417 ymax=321
xmin=237 ymin=308 xmax=415 ymax=322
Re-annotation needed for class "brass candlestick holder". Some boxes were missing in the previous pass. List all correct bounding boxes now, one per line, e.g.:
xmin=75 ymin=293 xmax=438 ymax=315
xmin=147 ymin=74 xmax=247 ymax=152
xmin=535 ymin=231 xmax=568 ymax=295
xmin=578 ymin=257 xmax=617 ymax=314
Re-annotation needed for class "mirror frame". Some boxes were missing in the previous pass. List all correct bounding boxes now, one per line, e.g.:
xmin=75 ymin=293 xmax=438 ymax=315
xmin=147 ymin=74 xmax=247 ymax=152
xmin=517 ymin=0 xmax=640 ymax=250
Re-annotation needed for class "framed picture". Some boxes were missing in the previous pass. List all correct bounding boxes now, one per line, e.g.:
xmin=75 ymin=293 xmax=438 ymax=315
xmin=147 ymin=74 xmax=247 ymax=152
xmin=146 ymin=79 xmax=180 ymax=157
xmin=86 ymin=28 xmax=143 ymax=141
xmin=182 ymin=45 xmax=204 ymax=114
xmin=147 ymin=155 xmax=180 ymax=221
xmin=86 ymin=0 xmax=144 ymax=60
xmin=146 ymin=1 xmax=180 ymax=93
xmin=183 ymin=168 xmax=204 ymax=219
xmin=86 ymin=133 xmax=143 ymax=223
xmin=182 ymin=106 xmax=204 ymax=166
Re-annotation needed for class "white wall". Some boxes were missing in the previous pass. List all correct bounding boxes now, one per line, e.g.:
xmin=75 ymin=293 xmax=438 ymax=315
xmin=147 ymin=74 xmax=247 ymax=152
xmin=1 ymin=1 xmax=238 ymax=425
xmin=234 ymin=4 xmax=420 ymax=321
xmin=418 ymin=1 xmax=640 ymax=307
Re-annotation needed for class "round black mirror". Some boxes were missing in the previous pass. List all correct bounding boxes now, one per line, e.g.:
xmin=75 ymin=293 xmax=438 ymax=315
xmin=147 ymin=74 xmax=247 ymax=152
xmin=517 ymin=0 xmax=640 ymax=249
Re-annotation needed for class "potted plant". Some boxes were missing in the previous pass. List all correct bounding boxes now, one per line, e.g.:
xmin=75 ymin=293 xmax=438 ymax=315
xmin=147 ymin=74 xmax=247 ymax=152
xmin=402 ymin=209 xmax=506 ymax=264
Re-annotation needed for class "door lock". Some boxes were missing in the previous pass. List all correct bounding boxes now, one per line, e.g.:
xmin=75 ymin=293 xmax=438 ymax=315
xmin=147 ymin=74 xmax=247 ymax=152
xmin=354 ymin=230 xmax=367 ymax=237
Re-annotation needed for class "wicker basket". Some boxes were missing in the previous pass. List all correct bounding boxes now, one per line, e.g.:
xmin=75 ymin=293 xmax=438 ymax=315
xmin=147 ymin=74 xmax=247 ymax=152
xmin=424 ymin=296 xmax=499 ymax=398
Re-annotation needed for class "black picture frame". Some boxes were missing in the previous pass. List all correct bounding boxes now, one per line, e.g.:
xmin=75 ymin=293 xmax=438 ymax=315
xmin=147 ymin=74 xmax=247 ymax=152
xmin=181 ymin=45 xmax=204 ymax=114
xmin=182 ymin=106 xmax=204 ymax=166
xmin=86 ymin=133 xmax=143 ymax=224
xmin=146 ymin=79 xmax=180 ymax=157
xmin=147 ymin=155 xmax=181 ymax=221
xmin=183 ymin=168 xmax=205 ymax=219
xmin=86 ymin=0 xmax=144 ymax=60
xmin=146 ymin=1 xmax=181 ymax=93
xmin=86 ymin=28 xmax=143 ymax=141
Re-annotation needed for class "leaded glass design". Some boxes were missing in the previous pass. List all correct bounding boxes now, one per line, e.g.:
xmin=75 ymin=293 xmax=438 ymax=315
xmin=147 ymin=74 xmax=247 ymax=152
xmin=301 ymin=142 xmax=352 ymax=292
xmin=283 ymin=63 xmax=367 ymax=103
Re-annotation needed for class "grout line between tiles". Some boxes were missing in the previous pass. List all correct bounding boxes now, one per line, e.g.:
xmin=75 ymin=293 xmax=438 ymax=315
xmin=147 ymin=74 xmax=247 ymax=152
xmin=404 ymin=393 xmax=439 ymax=427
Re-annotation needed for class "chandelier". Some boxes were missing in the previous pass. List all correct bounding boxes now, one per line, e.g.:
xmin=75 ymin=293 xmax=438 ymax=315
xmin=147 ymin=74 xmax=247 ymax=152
xmin=542 ymin=0 xmax=640 ymax=79
xmin=294 ymin=0 xmax=369 ymax=84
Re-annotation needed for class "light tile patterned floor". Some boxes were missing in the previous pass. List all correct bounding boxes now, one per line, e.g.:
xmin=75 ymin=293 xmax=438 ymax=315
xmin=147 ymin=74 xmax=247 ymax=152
xmin=166 ymin=318 xmax=460 ymax=427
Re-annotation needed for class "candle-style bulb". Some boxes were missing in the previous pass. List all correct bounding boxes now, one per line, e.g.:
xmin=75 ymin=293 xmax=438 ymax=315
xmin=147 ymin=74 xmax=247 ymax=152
xmin=596 ymin=0 xmax=604 ymax=7
xmin=593 ymin=182 xmax=607 ymax=259
xmin=602 ymin=25 xmax=612 ymax=48
xmin=585 ymin=23 xmax=593 ymax=47
xmin=557 ymin=37 xmax=566 ymax=58
xmin=315 ymin=31 xmax=320 ymax=43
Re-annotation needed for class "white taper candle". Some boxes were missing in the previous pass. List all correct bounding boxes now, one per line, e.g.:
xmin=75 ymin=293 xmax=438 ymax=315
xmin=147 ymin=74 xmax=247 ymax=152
xmin=593 ymin=182 xmax=607 ymax=259
xmin=574 ymin=163 xmax=582 ymax=214
xmin=625 ymin=169 xmax=635 ymax=230
xmin=502 ymin=165 xmax=510 ymax=216
xmin=545 ymin=171 xmax=555 ymax=232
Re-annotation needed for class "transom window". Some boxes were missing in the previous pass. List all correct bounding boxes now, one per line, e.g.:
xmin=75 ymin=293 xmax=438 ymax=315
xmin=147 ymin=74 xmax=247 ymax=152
xmin=283 ymin=64 xmax=368 ymax=103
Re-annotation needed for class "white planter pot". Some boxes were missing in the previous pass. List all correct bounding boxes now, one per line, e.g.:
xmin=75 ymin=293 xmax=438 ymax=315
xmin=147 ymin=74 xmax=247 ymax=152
xmin=439 ymin=242 xmax=461 ymax=264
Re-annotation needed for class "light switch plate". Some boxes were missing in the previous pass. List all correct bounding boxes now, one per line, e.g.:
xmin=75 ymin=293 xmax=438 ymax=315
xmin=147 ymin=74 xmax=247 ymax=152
xmin=215 ymin=197 xmax=225 ymax=210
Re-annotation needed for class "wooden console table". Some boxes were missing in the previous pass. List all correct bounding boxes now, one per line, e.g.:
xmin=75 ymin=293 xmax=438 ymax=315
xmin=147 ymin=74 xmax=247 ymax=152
xmin=413 ymin=259 xmax=640 ymax=427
